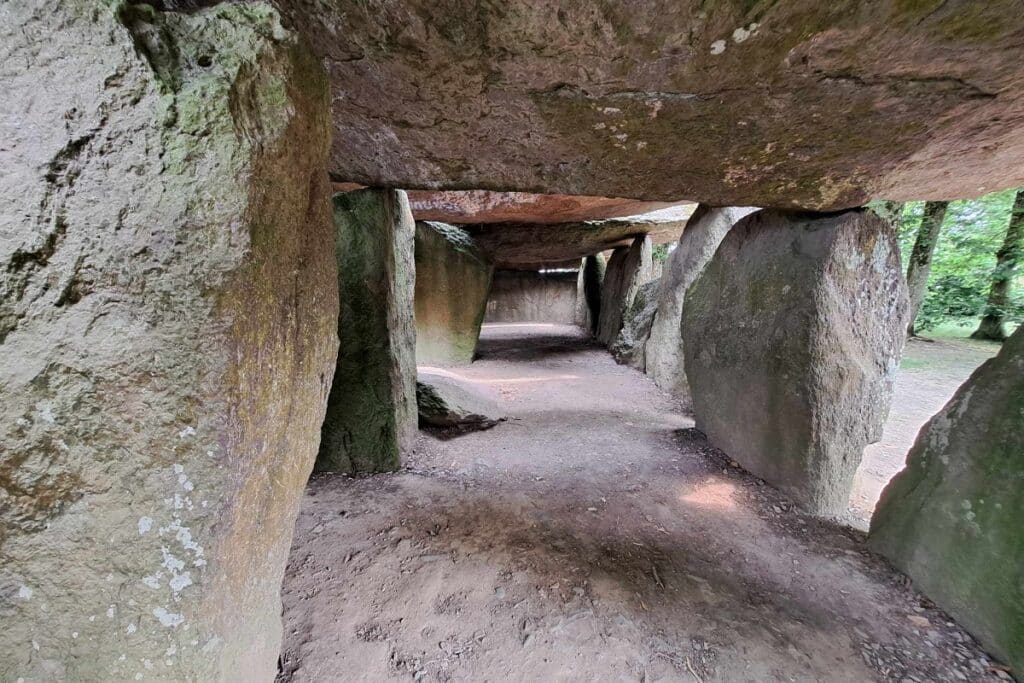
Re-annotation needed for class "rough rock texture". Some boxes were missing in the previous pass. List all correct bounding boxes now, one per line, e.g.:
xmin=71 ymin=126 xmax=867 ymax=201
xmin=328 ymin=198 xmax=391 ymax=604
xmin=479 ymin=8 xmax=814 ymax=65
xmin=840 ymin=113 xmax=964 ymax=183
xmin=468 ymin=207 xmax=692 ymax=269
xmin=597 ymin=237 xmax=653 ymax=346
xmin=645 ymin=206 xmax=758 ymax=399
xmin=0 ymin=4 xmax=336 ymax=681
xmin=415 ymin=222 xmax=494 ymax=366
xmin=574 ymin=255 xmax=605 ymax=334
xmin=682 ymin=210 xmax=908 ymax=517
xmin=317 ymin=189 xmax=417 ymax=474
xmin=870 ymin=326 xmax=1024 ymax=675
xmin=274 ymin=0 xmax=1024 ymax=208
xmin=611 ymin=279 xmax=660 ymax=370
xmin=416 ymin=371 xmax=503 ymax=432
xmin=330 ymin=188 xmax=690 ymax=224
xmin=485 ymin=270 xmax=578 ymax=323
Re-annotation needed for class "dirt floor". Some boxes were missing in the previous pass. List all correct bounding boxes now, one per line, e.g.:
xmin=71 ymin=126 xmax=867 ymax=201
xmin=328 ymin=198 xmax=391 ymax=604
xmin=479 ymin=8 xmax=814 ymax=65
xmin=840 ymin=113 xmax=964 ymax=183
xmin=849 ymin=335 xmax=1000 ymax=527
xmin=280 ymin=324 xmax=1009 ymax=682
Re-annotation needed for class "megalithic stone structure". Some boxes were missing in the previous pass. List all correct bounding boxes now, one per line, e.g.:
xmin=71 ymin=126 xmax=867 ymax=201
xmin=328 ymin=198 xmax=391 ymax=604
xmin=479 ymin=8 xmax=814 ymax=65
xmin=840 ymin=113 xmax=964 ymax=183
xmin=682 ymin=209 xmax=908 ymax=518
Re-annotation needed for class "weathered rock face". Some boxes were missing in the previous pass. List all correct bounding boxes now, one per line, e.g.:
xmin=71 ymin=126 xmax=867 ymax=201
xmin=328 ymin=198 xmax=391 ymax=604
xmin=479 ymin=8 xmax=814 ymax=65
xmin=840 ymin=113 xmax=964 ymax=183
xmin=574 ymin=255 xmax=605 ymax=334
xmin=415 ymin=222 xmax=494 ymax=366
xmin=645 ymin=206 xmax=758 ymax=399
xmin=416 ymin=371 xmax=504 ymax=432
xmin=682 ymin=210 xmax=908 ymax=517
xmin=610 ymin=279 xmax=660 ymax=370
xmin=485 ymin=270 xmax=578 ymax=323
xmin=870 ymin=327 xmax=1024 ymax=675
xmin=405 ymin=190 xmax=688 ymax=224
xmin=0 ymin=4 xmax=336 ymax=681
xmin=597 ymin=237 xmax=653 ymax=346
xmin=276 ymin=0 xmax=1024 ymax=208
xmin=468 ymin=208 xmax=692 ymax=269
xmin=317 ymin=189 xmax=417 ymax=474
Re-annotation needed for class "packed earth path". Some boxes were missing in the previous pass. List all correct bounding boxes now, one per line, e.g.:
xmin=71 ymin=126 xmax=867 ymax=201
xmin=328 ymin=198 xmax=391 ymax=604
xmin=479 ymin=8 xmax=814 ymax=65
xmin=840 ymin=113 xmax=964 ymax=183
xmin=279 ymin=324 xmax=1008 ymax=682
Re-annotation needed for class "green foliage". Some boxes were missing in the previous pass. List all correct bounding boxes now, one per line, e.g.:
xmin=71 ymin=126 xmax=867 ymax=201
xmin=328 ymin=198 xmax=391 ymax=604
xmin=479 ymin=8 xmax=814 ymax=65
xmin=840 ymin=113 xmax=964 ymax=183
xmin=652 ymin=243 xmax=671 ymax=263
xmin=894 ymin=189 xmax=1024 ymax=332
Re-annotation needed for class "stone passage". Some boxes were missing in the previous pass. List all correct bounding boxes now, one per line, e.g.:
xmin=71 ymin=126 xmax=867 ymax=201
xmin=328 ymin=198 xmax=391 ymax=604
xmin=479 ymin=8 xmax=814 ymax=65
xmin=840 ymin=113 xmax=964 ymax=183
xmin=0 ymin=4 xmax=336 ymax=681
xmin=317 ymin=189 xmax=417 ymax=474
xmin=682 ymin=210 xmax=908 ymax=518
xmin=870 ymin=326 xmax=1024 ymax=675
xmin=415 ymin=222 xmax=494 ymax=366
xmin=596 ymin=236 xmax=652 ymax=346
xmin=645 ymin=206 xmax=757 ymax=399
xmin=485 ymin=269 xmax=578 ymax=323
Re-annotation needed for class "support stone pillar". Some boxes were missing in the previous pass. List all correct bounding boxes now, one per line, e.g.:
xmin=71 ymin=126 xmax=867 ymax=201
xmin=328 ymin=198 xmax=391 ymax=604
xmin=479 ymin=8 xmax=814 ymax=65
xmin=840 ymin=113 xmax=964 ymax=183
xmin=870 ymin=326 xmax=1024 ymax=675
xmin=574 ymin=254 xmax=605 ymax=335
xmin=597 ymin=236 xmax=652 ymax=346
xmin=645 ymin=205 xmax=757 ymax=399
xmin=682 ymin=210 xmax=907 ymax=517
xmin=414 ymin=222 xmax=493 ymax=366
xmin=0 ymin=4 xmax=336 ymax=681
xmin=317 ymin=189 xmax=417 ymax=474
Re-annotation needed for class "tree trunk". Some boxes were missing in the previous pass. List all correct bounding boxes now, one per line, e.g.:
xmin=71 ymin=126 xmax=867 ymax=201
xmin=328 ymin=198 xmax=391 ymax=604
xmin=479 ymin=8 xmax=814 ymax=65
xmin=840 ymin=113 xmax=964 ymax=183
xmin=971 ymin=189 xmax=1024 ymax=341
xmin=905 ymin=201 xmax=949 ymax=336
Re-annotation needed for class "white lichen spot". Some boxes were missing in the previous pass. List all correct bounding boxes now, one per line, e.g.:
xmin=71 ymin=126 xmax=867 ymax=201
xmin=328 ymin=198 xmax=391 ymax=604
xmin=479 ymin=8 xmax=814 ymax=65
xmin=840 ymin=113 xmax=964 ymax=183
xmin=119 ymin=654 xmax=127 ymax=661
xmin=165 ymin=644 xmax=177 ymax=657
xmin=35 ymin=401 xmax=56 ymax=424
xmin=161 ymin=548 xmax=185 ymax=573
xmin=135 ymin=674 xmax=143 ymax=681
xmin=709 ymin=39 xmax=726 ymax=55
xmin=592 ymin=122 xmax=606 ymax=130
xmin=178 ymin=426 xmax=196 ymax=439
xmin=138 ymin=517 xmax=154 ymax=536
xmin=107 ymin=606 xmax=115 ymax=618
xmin=144 ymin=659 xmax=153 ymax=670
xmin=89 ymin=615 xmax=96 ymax=622
xmin=152 ymin=607 xmax=184 ymax=628
xmin=32 ymin=640 xmax=39 ymax=651
xmin=613 ymin=133 xmax=628 ymax=142
xmin=72 ymin=632 xmax=78 ymax=639
xmin=142 ymin=574 xmax=162 ymax=589
xmin=169 ymin=571 xmax=192 ymax=593
xmin=599 ymin=107 xmax=621 ymax=115
xmin=17 ymin=585 xmax=32 ymax=600
xmin=648 ymin=100 xmax=663 ymax=118
xmin=16 ymin=417 xmax=30 ymax=427
xmin=635 ymin=141 xmax=648 ymax=150
xmin=732 ymin=22 xmax=759 ymax=43
xmin=126 ymin=624 xmax=137 ymax=635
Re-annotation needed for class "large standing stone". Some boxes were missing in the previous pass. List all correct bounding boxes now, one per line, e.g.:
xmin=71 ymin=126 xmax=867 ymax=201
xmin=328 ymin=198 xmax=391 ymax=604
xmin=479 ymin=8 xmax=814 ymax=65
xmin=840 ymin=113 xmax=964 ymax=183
xmin=415 ymin=222 xmax=494 ymax=366
xmin=416 ymin=371 xmax=504 ymax=432
xmin=610 ymin=279 xmax=660 ymax=370
xmin=317 ymin=189 xmax=416 ymax=474
xmin=645 ymin=206 xmax=757 ymax=399
xmin=596 ymin=236 xmax=652 ymax=346
xmin=574 ymin=254 xmax=605 ymax=335
xmin=485 ymin=270 xmax=577 ymax=323
xmin=870 ymin=326 xmax=1024 ymax=675
xmin=682 ymin=210 xmax=908 ymax=517
xmin=0 ymin=4 xmax=336 ymax=681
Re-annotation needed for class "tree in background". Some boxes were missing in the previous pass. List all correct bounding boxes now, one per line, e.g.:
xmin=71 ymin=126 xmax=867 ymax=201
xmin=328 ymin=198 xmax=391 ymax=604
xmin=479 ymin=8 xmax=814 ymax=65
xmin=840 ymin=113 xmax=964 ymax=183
xmin=905 ymin=201 xmax=949 ymax=336
xmin=971 ymin=189 xmax=1024 ymax=340
xmin=894 ymin=189 xmax=1022 ymax=336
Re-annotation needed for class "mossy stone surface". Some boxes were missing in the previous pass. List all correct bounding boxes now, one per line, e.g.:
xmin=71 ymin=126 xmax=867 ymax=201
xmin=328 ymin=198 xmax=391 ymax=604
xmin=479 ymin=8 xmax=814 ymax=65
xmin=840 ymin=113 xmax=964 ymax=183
xmin=317 ymin=189 xmax=417 ymax=474
xmin=414 ymin=222 xmax=493 ymax=366
xmin=870 ymin=326 xmax=1024 ymax=674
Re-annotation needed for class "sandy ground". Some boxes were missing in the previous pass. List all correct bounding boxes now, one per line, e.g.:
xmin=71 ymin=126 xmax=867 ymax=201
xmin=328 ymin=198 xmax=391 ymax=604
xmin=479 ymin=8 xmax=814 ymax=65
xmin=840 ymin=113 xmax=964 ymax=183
xmin=849 ymin=335 xmax=999 ymax=527
xmin=280 ymin=324 xmax=1008 ymax=682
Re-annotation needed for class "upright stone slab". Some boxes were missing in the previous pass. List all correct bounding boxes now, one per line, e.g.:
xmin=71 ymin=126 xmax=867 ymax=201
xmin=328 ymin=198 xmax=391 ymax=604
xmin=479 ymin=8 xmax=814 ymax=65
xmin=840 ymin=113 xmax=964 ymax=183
xmin=317 ymin=189 xmax=416 ymax=474
xmin=682 ymin=210 xmax=908 ymax=517
xmin=645 ymin=205 xmax=757 ymax=399
xmin=870 ymin=327 xmax=1024 ymax=674
xmin=574 ymin=254 xmax=605 ymax=335
xmin=597 ymin=236 xmax=652 ymax=346
xmin=610 ymin=278 xmax=660 ymax=371
xmin=0 ymin=4 xmax=337 ymax=681
xmin=414 ymin=222 xmax=494 ymax=366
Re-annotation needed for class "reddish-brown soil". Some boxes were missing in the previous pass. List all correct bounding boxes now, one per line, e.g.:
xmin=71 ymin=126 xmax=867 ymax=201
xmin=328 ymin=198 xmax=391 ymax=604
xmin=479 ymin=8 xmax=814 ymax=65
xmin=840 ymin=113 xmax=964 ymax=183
xmin=280 ymin=324 xmax=1007 ymax=682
